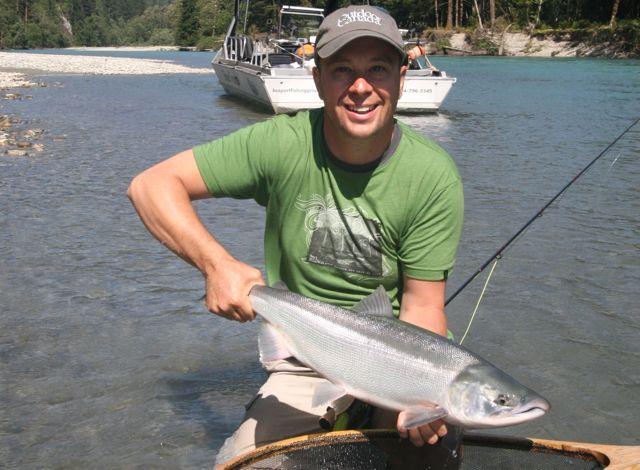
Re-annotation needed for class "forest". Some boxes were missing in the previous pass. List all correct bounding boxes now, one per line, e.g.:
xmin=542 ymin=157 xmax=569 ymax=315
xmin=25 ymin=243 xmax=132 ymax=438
xmin=0 ymin=0 xmax=638 ymax=52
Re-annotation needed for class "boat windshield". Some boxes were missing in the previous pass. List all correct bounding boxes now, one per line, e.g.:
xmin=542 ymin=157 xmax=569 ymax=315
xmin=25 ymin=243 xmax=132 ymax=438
xmin=280 ymin=12 xmax=323 ymax=42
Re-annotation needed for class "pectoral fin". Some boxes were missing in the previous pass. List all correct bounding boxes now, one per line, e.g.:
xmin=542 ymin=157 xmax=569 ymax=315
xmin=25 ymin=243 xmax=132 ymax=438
xmin=398 ymin=405 xmax=448 ymax=429
xmin=311 ymin=382 xmax=348 ymax=409
xmin=258 ymin=322 xmax=292 ymax=363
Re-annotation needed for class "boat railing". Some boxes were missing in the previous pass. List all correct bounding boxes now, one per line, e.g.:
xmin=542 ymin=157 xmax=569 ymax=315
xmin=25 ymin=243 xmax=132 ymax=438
xmin=222 ymin=13 xmax=237 ymax=59
xmin=224 ymin=35 xmax=254 ymax=62
xmin=224 ymin=35 xmax=275 ymax=68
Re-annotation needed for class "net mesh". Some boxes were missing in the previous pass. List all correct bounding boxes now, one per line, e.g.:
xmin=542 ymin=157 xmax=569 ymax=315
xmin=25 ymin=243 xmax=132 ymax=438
xmin=461 ymin=434 xmax=604 ymax=470
xmin=222 ymin=431 xmax=606 ymax=470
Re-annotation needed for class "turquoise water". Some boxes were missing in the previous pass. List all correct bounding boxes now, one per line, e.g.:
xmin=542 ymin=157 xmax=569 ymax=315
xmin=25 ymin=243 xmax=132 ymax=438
xmin=1 ymin=52 xmax=639 ymax=468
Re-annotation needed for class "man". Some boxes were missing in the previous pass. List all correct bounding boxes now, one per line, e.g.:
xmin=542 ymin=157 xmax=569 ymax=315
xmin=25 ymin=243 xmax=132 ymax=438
xmin=128 ymin=5 xmax=463 ymax=466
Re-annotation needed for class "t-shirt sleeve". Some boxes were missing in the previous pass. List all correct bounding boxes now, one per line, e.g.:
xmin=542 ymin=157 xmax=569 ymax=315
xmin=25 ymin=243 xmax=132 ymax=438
xmin=192 ymin=119 xmax=281 ymax=206
xmin=398 ymin=177 xmax=464 ymax=281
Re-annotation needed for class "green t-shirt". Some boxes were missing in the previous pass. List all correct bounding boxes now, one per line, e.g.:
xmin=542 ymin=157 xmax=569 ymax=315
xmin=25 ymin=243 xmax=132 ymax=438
xmin=193 ymin=108 xmax=463 ymax=313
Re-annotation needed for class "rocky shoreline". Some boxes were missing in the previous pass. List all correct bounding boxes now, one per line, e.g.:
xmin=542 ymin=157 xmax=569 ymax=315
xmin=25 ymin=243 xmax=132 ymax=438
xmin=0 ymin=50 xmax=210 ymax=158
xmin=0 ymin=72 xmax=37 ymax=89
xmin=0 ymin=90 xmax=52 ymax=158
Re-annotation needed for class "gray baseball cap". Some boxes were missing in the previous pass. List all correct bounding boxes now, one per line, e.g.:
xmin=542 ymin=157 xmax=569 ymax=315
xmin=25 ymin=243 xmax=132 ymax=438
xmin=315 ymin=5 xmax=406 ymax=61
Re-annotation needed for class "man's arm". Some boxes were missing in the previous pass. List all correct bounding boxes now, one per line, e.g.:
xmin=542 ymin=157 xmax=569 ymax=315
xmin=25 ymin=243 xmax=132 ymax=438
xmin=399 ymin=276 xmax=447 ymax=336
xmin=397 ymin=276 xmax=448 ymax=446
xmin=127 ymin=149 xmax=264 ymax=322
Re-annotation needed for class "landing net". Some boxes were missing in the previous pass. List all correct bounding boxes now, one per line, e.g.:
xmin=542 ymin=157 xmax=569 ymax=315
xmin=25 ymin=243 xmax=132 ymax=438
xmin=221 ymin=430 xmax=606 ymax=469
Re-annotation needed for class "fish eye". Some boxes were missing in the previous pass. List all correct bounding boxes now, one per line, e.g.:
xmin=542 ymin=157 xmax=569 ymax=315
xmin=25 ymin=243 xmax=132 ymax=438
xmin=494 ymin=394 xmax=510 ymax=406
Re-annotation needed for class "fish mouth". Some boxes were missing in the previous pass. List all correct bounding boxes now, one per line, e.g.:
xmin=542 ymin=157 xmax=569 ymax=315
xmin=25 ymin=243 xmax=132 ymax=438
xmin=495 ymin=396 xmax=550 ymax=427
xmin=522 ymin=397 xmax=550 ymax=413
xmin=470 ymin=396 xmax=550 ymax=429
xmin=515 ymin=405 xmax=547 ymax=421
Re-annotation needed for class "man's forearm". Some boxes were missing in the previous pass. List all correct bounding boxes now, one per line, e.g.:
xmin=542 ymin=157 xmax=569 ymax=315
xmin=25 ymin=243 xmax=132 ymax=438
xmin=399 ymin=305 xmax=447 ymax=336
xmin=127 ymin=169 xmax=230 ymax=274
xmin=399 ymin=277 xmax=447 ymax=336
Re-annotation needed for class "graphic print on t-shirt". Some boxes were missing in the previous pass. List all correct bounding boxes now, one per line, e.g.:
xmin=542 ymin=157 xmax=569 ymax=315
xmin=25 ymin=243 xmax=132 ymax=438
xmin=295 ymin=193 xmax=383 ymax=277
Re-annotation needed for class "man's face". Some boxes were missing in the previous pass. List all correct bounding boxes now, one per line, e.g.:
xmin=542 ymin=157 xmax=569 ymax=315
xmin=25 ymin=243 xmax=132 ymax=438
xmin=313 ymin=37 xmax=406 ymax=143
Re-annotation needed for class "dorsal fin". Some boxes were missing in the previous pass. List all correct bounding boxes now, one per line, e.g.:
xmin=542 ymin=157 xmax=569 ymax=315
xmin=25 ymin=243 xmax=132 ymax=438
xmin=271 ymin=281 xmax=289 ymax=291
xmin=352 ymin=286 xmax=394 ymax=317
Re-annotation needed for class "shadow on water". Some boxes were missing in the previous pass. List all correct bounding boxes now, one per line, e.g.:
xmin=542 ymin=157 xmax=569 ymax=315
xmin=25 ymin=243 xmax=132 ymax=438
xmin=214 ymin=94 xmax=275 ymax=117
xmin=436 ymin=110 xmax=474 ymax=120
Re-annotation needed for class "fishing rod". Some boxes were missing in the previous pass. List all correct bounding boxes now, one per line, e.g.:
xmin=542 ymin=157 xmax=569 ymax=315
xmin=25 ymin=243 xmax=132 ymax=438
xmin=446 ymin=117 xmax=640 ymax=308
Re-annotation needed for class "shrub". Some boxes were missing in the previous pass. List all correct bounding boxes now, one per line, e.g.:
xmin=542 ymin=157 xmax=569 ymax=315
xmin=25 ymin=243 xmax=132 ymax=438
xmin=435 ymin=37 xmax=451 ymax=51
xmin=615 ymin=20 xmax=640 ymax=55
xmin=195 ymin=35 xmax=222 ymax=51
xmin=148 ymin=29 xmax=175 ymax=46
xmin=469 ymin=31 xmax=499 ymax=55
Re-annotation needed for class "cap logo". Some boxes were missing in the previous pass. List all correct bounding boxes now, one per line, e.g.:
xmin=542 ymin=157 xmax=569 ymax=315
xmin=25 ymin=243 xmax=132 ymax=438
xmin=337 ymin=9 xmax=382 ymax=28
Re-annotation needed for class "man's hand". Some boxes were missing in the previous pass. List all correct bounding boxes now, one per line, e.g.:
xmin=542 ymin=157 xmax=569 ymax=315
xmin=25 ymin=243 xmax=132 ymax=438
xmin=398 ymin=418 xmax=448 ymax=446
xmin=203 ymin=257 xmax=265 ymax=322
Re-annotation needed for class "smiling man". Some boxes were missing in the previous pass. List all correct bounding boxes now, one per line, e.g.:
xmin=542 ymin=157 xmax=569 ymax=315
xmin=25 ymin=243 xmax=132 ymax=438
xmin=128 ymin=5 xmax=463 ymax=466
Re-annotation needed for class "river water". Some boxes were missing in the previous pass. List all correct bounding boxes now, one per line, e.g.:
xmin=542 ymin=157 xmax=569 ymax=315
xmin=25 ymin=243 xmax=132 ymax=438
xmin=1 ymin=51 xmax=638 ymax=468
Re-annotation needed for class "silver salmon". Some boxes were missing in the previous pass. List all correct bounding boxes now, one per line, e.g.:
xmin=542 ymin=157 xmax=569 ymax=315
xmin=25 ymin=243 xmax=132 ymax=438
xmin=250 ymin=284 xmax=549 ymax=429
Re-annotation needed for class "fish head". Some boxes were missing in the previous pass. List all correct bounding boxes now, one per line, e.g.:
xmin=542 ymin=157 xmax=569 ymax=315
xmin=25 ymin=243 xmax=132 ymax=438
xmin=446 ymin=363 xmax=550 ymax=428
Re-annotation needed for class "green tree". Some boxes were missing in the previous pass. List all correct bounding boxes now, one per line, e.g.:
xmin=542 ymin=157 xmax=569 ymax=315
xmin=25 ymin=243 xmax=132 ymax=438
xmin=74 ymin=13 xmax=109 ymax=45
xmin=0 ymin=0 xmax=638 ymax=49
xmin=175 ymin=0 xmax=198 ymax=46
xmin=119 ymin=4 xmax=174 ymax=44
xmin=0 ymin=6 xmax=15 ymax=48
xmin=197 ymin=0 xmax=230 ymax=38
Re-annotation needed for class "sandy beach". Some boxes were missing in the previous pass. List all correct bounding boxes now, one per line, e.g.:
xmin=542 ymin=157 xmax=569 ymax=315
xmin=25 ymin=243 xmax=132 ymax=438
xmin=64 ymin=46 xmax=183 ymax=52
xmin=0 ymin=50 xmax=210 ymax=90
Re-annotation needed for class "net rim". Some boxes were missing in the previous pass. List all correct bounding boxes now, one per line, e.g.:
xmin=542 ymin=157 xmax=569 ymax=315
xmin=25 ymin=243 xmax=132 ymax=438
xmin=218 ymin=429 xmax=633 ymax=469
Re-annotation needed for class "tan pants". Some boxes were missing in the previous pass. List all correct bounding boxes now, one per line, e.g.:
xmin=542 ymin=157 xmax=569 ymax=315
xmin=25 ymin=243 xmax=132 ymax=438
xmin=214 ymin=358 xmax=354 ymax=466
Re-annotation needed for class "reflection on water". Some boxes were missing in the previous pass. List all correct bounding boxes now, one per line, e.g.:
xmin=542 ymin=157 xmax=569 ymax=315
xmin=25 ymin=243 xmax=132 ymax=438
xmin=1 ymin=53 xmax=639 ymax=468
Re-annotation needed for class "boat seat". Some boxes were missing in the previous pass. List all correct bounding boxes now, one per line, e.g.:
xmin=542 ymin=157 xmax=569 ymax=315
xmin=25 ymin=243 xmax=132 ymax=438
xmin=268 ymin=53 xmax=294 ymax=67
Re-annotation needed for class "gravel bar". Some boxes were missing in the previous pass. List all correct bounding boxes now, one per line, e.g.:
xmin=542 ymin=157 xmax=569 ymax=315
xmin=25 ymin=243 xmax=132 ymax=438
xmin=0 ymin=51 xmax=210 ymax=78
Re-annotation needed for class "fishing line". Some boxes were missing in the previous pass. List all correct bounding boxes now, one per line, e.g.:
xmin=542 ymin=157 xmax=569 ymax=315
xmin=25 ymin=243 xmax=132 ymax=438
xmin=458 ymin=259 xmax=499 ymax=345
xmin=446 ymin=117 xmax=640 ymax=315
xmin=608 ymin=152 xmax=622 ymax=172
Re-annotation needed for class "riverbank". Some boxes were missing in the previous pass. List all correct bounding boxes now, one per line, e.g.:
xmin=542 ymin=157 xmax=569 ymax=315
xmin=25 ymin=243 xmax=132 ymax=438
xmin=0 ymin=51 xmax=209 ymax=80
xmin=435 ymin=29 xmax=637 ymax=58
xmin=64 ymin=46 xmax=183 ymax=52
xmin=0 ymin=50 xmax=211 ymax=98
